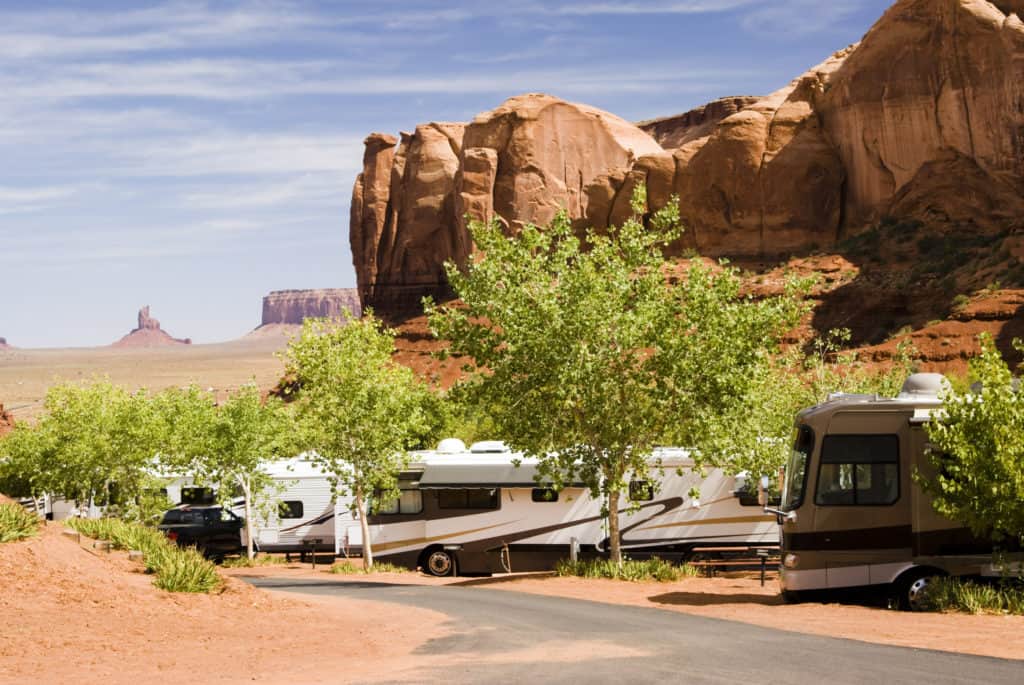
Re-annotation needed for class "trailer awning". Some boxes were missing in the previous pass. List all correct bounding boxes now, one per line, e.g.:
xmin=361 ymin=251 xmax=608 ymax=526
xmin=416 ymin=463 xmax=583 ymax=489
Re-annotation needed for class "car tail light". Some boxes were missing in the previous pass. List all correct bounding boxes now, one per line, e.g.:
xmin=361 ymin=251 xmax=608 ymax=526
xmin=166 ymin=531 xmax=178 ymax=541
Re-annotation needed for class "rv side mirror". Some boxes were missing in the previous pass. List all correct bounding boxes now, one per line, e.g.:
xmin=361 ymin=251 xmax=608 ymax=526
xmin=757 ymin=475 xmax=769 ymax=508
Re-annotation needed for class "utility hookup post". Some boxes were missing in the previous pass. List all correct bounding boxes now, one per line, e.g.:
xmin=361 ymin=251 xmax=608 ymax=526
xmin=570 ymin=537 xmax=579 ymax=562
xmin=756 ymin=548 xmax=770 ymax=587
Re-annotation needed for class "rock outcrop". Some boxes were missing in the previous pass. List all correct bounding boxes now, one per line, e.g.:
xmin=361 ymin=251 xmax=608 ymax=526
xmin=349 ymin=0 xmax=1024 ymax=316
xmin=259 ymin=289 xmax=362 ymax=327
xmin=637 ymin=96 xmax=760 ymax=150
xmin=112 ymin=306 xmax=191 ymax=347
xmin=350 ymin=94 xmax=664 ymax=312
xmin=0 ymin=403 xmax=12 ymax=436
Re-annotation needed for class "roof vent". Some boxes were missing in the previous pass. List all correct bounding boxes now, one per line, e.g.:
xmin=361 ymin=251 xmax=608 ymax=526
xmin=437 ymin=438 xmax=467 ymax=454
xmin=469 ymin=440 xmax=510 ymax=454
xmin=899 ymin=373 xmax=950 ymax=398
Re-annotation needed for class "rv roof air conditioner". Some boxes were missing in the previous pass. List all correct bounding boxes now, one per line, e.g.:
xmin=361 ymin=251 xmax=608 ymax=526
xmin=898 ymin=373 xmax=950 ymax=399
xmin=437 ymin=438 xmax=468 ymax=454
xmin=470 ymin=440 xmax=510 ymax=454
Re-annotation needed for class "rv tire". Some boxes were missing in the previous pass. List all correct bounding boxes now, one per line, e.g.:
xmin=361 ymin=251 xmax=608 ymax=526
xmin=781 ymin=590 xmax=803 ymax=604
xmin=895 ymin=568 xmax=944 ymax=612
xmin=423 ymin=547 xmax=456 ymax=577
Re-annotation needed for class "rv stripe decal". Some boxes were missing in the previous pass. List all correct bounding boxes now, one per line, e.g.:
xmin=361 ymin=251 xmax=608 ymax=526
xmin=635 ymin=514 xmax=776 ymax=532
xmin=279 ymin=511 xmax=335 ymax=534
xmin=372 ymin=521 xmax=516 ymax=553
xmin=785 ymin=525 xmax=912 ymax=551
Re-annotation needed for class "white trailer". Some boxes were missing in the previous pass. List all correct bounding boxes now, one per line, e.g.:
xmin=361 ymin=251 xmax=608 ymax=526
xmin=334 ymin=439 xmax=776 ymax=575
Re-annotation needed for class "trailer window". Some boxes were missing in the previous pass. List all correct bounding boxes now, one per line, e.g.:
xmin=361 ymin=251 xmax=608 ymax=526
xmin=438 ymin=489 xmax=500 ymax=510
xmin=816 ymin=434 xmax=899 ymax=506
xmin=279 ymin=501 xmax=304 ymax=519
xmin=629 ymin=480 xmax=654 ymax=502
xmin=781 ymin=425 xmax=814 ymax=511
xmin=377 ymin=489 xmax=424 ymax=515
xmin=531 ymin=488 xmax=559 ymax=502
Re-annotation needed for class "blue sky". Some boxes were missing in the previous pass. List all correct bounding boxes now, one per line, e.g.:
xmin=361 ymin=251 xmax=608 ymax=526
xmin=1 ymin=0 xmax=893 ymax=348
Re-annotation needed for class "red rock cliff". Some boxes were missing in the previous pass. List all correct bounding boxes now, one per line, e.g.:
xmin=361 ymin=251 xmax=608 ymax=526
xmin=349 ymin=0 xmax=1024 ymax=316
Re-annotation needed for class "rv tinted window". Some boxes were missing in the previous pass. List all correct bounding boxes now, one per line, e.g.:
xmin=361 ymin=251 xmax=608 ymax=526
xmin=816 ymin=434 xmax=899 ymax=506
xmin=629 ymin=480 xmax=654 ymax=502
xmin=531 ymin=488 xmax=559 ymax=503
xmin=377 ymin=489 xmax=424 ymax=515
xmin=280 ymin=501 xmax=304 ymax=519
xmin=438 ymin=489 xmax=500 ymax=510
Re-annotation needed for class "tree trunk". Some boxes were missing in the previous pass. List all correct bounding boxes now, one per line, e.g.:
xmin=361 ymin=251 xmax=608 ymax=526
xmin=355 ymin=484 xmax=373 ymax=570
xmin=608 ymin=489 xmax=622 ymax=566
xmin=241 ymin=479 xmax=254 ymax=561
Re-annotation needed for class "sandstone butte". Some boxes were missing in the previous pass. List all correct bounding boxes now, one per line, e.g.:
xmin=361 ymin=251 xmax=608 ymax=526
xmin=111 ymin=306 xmax=192 ymax=348
xmin=0 ymin=337 xmax=9 ymax=350
xmin=258 ymin=288 xmax=362 ymax=328
xmin=349 ymin=0 xmax=1024 ymax=331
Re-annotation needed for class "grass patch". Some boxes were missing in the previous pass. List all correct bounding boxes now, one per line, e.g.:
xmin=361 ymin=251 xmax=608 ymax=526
xmin=328 ymin=560 xmax=409 ymax=575
xmin=0 ymin=502 xmax=40 ymax=543
xmin=923 ymin=577 xmax=1024 ymax=615
xmin=66 ymin=517 xmax=221 ymax=593
xmin=554 ymin=557 xmax=698 ymax=582
xmin=221 ymin=554 xmax=292 ymax=568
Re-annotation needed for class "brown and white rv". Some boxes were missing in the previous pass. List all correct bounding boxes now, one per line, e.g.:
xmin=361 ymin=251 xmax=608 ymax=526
xmin=771 ymin=373 xmax=1014 ymax=609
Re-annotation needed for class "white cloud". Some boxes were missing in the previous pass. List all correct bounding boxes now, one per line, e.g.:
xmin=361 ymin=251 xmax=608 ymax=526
xmin=0 ymin=184 xmax=84 ymax=213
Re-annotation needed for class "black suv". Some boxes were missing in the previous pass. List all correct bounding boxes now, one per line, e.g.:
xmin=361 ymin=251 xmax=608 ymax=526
xmin=158 ymin=506 xmax=245 ymax=560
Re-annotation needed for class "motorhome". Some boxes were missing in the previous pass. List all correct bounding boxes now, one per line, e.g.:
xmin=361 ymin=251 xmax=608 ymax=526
xmin=773 ymin=373 xmax=1014 ymax=609
xmin=335 ymin=439 xmax=777 ymax=575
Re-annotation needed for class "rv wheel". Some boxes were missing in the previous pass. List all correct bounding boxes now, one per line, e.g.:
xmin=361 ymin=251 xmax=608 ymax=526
xmin=896 ymin=569 xmax=942 ymax=611
xmin=781 ymin=590 xmax=803 ymax=604
xmin=425 ymin=548 xmax=456 ymax=577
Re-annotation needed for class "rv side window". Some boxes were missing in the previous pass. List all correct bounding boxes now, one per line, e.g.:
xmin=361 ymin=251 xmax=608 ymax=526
xmin=280 ymin=501 xmax=304 ymax=519
xmin=629 ymin=480 xmax=654 ymax=502
xmin=438 ymin=489 xmax=500 ymax=510
xmin=377 ymin=489 xmax=424 ymax=515
xmin=531 ymin=488 xmax=559 ymax=503
xmin=815 ymin=434 xmax=899 ymax=506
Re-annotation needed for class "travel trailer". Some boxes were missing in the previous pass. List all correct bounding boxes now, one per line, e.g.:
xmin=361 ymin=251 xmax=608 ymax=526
xmin=335 ymin=439 xmax=777 ymax=575
xmin=162 ymin=457 xmax=351 ymax=554
xmin=772 ymin=373 xmax=1012 ymax=609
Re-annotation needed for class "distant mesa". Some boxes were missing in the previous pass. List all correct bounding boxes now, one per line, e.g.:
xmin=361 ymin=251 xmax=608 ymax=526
xmin=0 ymin=337 xmax=10 ymax=350
xmin=112 ymin=306 xmax=192 ymax=348
xmin=251 ymin=289 xmax=362 ymax=335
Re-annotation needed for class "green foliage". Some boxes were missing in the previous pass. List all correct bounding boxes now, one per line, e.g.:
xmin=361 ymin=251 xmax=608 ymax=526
xmin=220 ymin=554 xmax=291 ymax=568
xmin=66 ymin=517 xmax=221 ymax=593
xmin=283 ymin=314 xmax=437 ymax=568
xmin=554 ymin=556 xmax=697 ymax=582
xmin=428 ymin=184 xmax=806 ymax=563
xmin=922 ymin=576 xmax=1024 ymax=615
xmin=924 ymin=334 xmax=1024 ymax=545
xmin=952 ymin=294 xmax=971 ymax=309
xmin=328 ymin=560 xmax=409 ymax=574
xmin=698 ymin=329 xmax=918 ymax=480
xmin=0 ymin=502 xmax=39 ymax=543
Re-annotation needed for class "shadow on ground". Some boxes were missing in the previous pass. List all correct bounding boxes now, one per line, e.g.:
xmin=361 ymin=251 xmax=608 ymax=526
xmin=649 ymin=591 xmax=782 ymax=607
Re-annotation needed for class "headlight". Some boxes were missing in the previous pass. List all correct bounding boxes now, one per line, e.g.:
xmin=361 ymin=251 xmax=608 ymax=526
xmin=783 ymin=553 xmax=799 ymax=569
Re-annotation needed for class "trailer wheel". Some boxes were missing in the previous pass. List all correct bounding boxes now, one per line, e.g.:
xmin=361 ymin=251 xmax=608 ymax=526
xmin=895 ymin=568 xmax=944 ymax=611
xmin=424 ymin=547 xmax=456 ymax=577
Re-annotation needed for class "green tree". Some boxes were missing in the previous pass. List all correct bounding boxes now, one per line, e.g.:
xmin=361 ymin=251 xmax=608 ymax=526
xmin=924 ymin=334 xmax=1024 ymax=545
xmin=427 ymin=187 xmax=805 ymax=564
xmin=0 ymin=421 xmax=54 ymax=511
xmin=155 ymin=383 xmax=291 ymax=559
xmin=283 ymin=315 xmax=435 ymax=569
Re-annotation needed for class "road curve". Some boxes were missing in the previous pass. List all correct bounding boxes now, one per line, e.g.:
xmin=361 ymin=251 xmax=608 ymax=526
xmin=244 ymin=577 xmax=1022 ymax=684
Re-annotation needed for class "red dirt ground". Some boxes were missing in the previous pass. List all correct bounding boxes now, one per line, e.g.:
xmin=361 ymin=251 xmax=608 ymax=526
xmin=0 ymin=524 xmax=446 ymax=684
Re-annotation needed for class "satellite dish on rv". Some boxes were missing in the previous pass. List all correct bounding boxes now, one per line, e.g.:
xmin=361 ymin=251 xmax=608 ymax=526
xmin=899 ymin=373 xmax=950 ymax=398
xmin=437 ymin=438 xmax=467 ymax=454
xmin=470 ymin=440 xmax=510 ymax=454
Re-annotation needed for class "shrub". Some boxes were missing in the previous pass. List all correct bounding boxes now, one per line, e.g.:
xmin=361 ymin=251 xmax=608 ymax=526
xmin=554 ymin=557 xmax=697 ymax=582
xmin=66 ymin=517 xmax=221 ymax=593
xmin=221 ymin=554 xmax=291 ymax=568
xmin=923 ymin=576 xmax=1024 ymax=615
xmin=0 ymin=503 xmax=39 ymax=543
xmin=328 ymin=560 xmax=409 ymax=574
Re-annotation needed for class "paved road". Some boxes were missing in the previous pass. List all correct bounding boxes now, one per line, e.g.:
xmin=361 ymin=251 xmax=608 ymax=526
xmin=245 ymin=577 xmax=1022 ymax=684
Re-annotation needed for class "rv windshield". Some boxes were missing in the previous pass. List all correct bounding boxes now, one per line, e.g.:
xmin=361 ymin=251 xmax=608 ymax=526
xmin=781 ymin=425 xmax=814 ymax=511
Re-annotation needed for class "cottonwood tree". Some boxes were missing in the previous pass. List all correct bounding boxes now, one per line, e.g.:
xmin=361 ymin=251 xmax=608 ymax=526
xmin=427 ymin=187 xmax=805 ymax=565
xmin=155 ymin=383 xmax=290 ymax=559
xmin=925 ymin=334 xmax=1024 ymax=545
xmin=283 ymin=316 xmax=434 ymax=569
